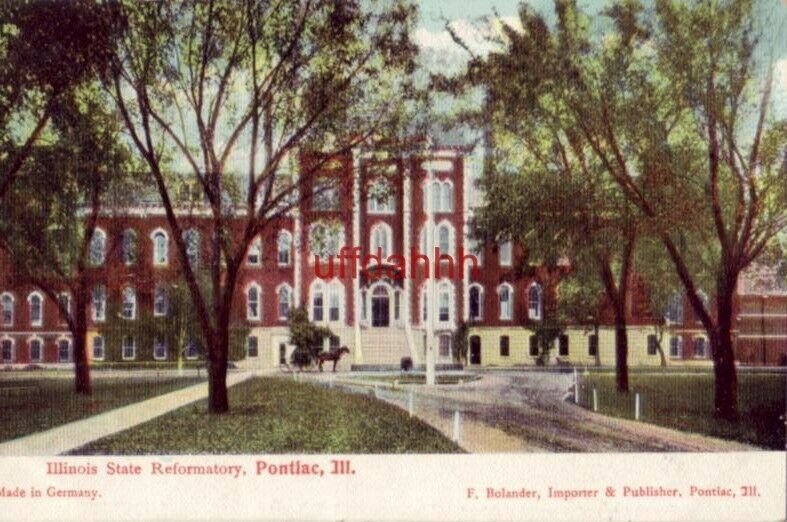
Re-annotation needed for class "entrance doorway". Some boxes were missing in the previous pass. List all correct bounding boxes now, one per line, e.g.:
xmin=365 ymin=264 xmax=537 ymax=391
xmin=371 ymin=285 xmax=390 ymax=327
xmin=469 ymin=335 xmax=481 ymax=365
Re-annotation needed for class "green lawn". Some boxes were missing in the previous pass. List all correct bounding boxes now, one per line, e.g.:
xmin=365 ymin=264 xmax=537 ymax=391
xmin=0 ymin=376 xmax=204 ymax=443
xmin=70 ymin=377 xmax=463 ymax=454
xmin=579 ymin=372 xmax=786 ymax=449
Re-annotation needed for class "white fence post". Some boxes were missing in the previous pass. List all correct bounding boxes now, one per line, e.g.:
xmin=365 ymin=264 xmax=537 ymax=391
xmin=635 ymin=393 xmax=641 ymax=420
xmin=453 ymin=411 xmax=462 ymax=443
xmin=573 ymin=367 xmax=579 ymax=404
xmin=592 ymin=388 xmax=598 ymax=412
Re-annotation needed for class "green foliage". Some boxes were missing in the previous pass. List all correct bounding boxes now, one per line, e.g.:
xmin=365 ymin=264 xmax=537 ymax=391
xmin=452 ymin=321 xmax=469 ymax=365
xmin=287 ymin=306 xmax=333 ymax=369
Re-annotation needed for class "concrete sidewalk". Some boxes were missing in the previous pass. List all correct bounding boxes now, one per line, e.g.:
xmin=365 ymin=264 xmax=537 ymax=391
xmin=0 ymin=372 xmax=253 ymax=456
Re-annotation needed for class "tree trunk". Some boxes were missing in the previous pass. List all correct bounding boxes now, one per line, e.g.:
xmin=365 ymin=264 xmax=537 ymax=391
xmin=72 ymin=290 xmax=91 ymax=395
xmin=614 ymin=307 xmax=629 ymax=393
xmin=207 ymin=320 xmax=230 ymax=414
xmin=711 ymin=293 xmax=738 ymax=421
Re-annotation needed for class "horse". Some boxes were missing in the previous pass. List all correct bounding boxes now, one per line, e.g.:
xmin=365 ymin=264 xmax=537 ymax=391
xmin=316 ymin=346 xmax=350 ymax=372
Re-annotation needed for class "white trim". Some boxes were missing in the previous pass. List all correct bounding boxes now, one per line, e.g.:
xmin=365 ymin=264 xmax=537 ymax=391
xmin=277 ymin=230 xmax=292 ymax=266
xmin=1 ymin=292 xmax=14 ymax=327
xmin=28 ymin=336 xmax=44 ymax=363
xmin=246 ymin=236 xmax=262 ymax=266
xmin=276 ymin=283 xmax=293 ymax=321
xmin=737 ymin=334 xmax=787 ymax=339
xmin=56 ymin=336 xmax=72 ymax=363
xmin=121 ymin=335 xmax=136 ymax=361
xmin=27 ymin=291 xmax=44 ymax=327
xmin=668 ymin=335 xmax=683 ymax=358
xmin=499 ymin=240 xmax=512 ymax=267
xmin=245 ymin=282 xmax=262 ymax=322
xmin=121 ymin=286 xmax=137 ymax=320
xmin=466 ymin=283 xmax=484 ymax=321
xmin=528 ymin=282 xmax=543 ymax=321
xmin=497 ymin=283 xmax=514 ymax=321
xmin=0 ymin=336 xmax=14 ymax=363
xmin=89 ymin=228 xmax=107 ymax=266
xmin=91 ymin=335 xmax=105 ymax=361
xmin=150 ymin=228 xmax=170 ymax=266
xmin=370 ymin=221 xmax=393 ymax=259
xmin=92 ymin=285 xmax=106 ymax=323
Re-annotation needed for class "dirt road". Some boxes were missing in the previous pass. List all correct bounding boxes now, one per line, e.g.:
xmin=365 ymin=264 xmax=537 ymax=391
xmin=327 ymin=371 xmax=755 ymax=453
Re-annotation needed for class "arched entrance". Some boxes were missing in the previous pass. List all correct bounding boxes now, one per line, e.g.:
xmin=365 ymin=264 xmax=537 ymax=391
xmin=370 ymin=284 xmax=391 ymax=327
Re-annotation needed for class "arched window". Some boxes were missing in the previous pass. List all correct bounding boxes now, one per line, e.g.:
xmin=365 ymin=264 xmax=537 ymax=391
xmin=122 ymin=287 xmax=136 ymax=320
xmin=329 ymin=282 xmax=343 ymax=322
xmin=528 ymin=282 xmax=542 ymax=321
xmin=28 ymin=292 xmax=43 ymax=326
xmin=437 ymin=224 xmax=450 ymax=254
xmin=122 ymin=229 xmax=137 ymax=265
xmin=371 ymin=223 xmax=392 ymax=258
xmin=30 ymin=338 xmax=43 ymax=362
xmin=57 ymin=338 xmax=71 ymax=362
xmin=1 ymin=293 xmax=13 ymax=326
xmin=277 ymin=285 xmax=292 ymax=320
xmin=468 ymin=285 xmax=483 ymax=320
xmin=441 ymin=182 xmax=453 ymax=212
xmin=247 ymin=236 xmax=262 ymax=266
xmin=1 ymin=338 xmax=13 ymax=362
xmin=92 ymin=285 xmax=106 ymax=322
xmin=89 ymin=229 xmax=106 ymax=266
xmin=498 ymin=284 xmax=513 ymax=320
xmin=183 ymin=229 xmax=200 ymax=269
xmin=311 ymin=282 xmax=325 ymax=321
xmin=310 ymin=223 xmax=345 ymax=260
xmin=246 ymin=284 xmax=261 ymax=321
xmin=151 ymin=229 xmax=169 ymax=265
xmin=277 ymin=230 xmax=292 ymax=266
xmin=154 ymin=286 xmax=168 ymax=317
xmin=499 ymin=240 xmax=512 ymax=267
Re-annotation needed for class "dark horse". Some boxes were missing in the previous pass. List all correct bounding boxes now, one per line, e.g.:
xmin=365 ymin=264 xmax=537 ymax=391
xmin=316 ymin=346 xmax=350 ymax=372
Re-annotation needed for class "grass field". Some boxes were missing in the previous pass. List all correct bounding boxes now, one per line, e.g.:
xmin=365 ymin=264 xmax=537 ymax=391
xmin=0 ymin=377 xmax=204 ymax=443
xmin=579 ymin=372 xmax=786 ymax=449
xmin=70 ymin=377 xmax=463 ymax=454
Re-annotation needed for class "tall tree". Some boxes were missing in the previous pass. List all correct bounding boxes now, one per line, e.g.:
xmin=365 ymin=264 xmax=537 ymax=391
xmin=0 ymin=0 xmax=122 ymax=204
xmin=0 ymin=88 xmax=133 ymax=394
xmin=470 ymin=0 xmax=786 ymax=419
xmin=109 ymin=0 xmax=420 ymax=413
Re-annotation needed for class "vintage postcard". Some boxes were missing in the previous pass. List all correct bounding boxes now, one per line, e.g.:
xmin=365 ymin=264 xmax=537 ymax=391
xmin=0 ymin=0 xmax=786 ymax=520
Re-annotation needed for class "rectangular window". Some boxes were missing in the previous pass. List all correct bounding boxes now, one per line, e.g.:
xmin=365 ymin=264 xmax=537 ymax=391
xmin=122 ymin=336 xmax=136 ymax=360
xmin=647 ymin=335 xmax=658 ymax=356
xmin=247 ymin=336 xmax=258 ymax=358
xmin=439 ymin=335 xmax=451 ymax=358
xmin=92 ymin=337 xmax=104 ymax=361
xmin=499 ymin=241 xmax=512 ymax=267
xmin=694 ymin=337 xmax=706 ymax=358
xmin=588 ymin=334 xmax=598 ymax=357
xmin=58 ymin=340 xmax=70 ymax=362
xmin=247 ymin=237 xmax=262 ymax=266
xmin=669 ymin=336 xmax=682 ymax=358
xmin=30 ymin=339 xmax=42 ymax=362
xmin=153 ymin=339 xmax=167 ymax=360
xmin=313 ymin=293 xmax=324 ymax=322
xmin=499 ymin=336 xmax=510 ymax=357
xmin=439 ymin=292 xmax=450 ymax=322
xmin=558 ymin=334 xmax=569 ymax=356
xmin=1 ymin=340 xmax=12 ymax=362
xmin=529 ymin=335 xmax=539 ymax=357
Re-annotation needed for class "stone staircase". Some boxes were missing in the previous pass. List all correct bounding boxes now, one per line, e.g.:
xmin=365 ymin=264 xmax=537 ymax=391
xmin=358 ymin=327 xmax=412 ymax=365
